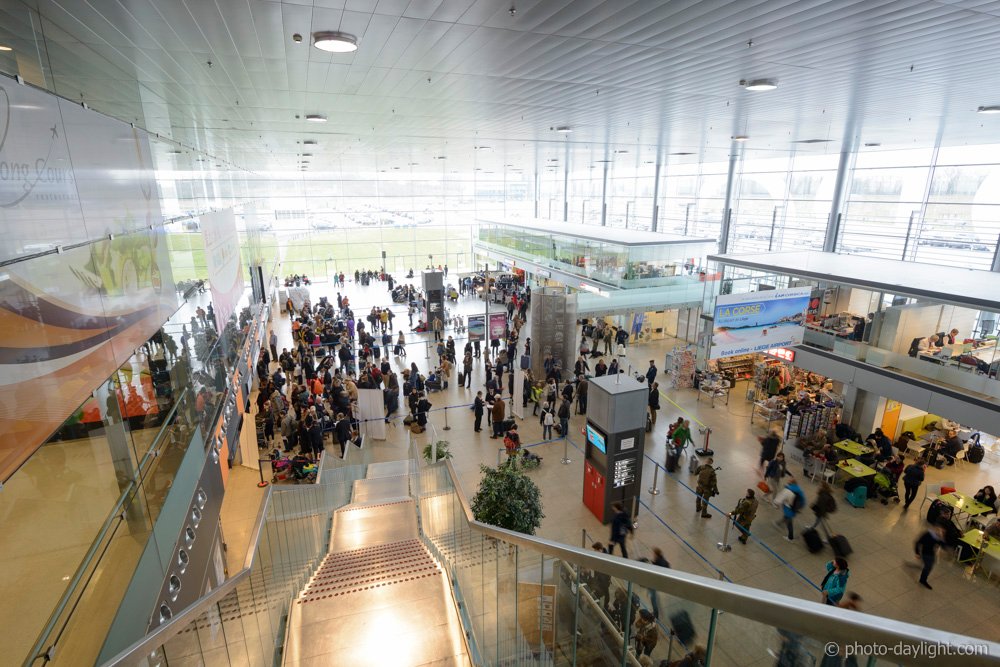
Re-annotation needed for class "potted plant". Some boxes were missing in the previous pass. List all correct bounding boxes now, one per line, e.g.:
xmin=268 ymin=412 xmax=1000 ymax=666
xmin=422 ymin=440 xmax=452 ymax=464
xmin=471 ymin=457 xmax=544 ymax=535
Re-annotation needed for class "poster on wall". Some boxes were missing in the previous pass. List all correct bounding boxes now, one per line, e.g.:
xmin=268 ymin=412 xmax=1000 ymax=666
xmin=488 ymin=313 xmax=507 ymax=341
xmin=467 ymin=315 xmax=486 ymax=341
xmin=0 ymin=81 xmax=177 ymax=481
xmin=201 ymin=209 xmax=244 ymax=333
xmin=710 ymin=287 xmax=810 ymax=359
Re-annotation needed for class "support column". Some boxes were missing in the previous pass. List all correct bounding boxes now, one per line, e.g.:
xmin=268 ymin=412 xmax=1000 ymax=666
xmin=718 ymin=150 xmax=739 ymax=253
xmin=823 ymin=137 xmax=859 ymax=252
xmin=600 ymin=162 xmax=609 ymax=226
xmin=651 ymin=161 xmax=662 ymax=232
xmin=563 ymin=149 xmax=569 ymax=222
xmin=529 ymin=288 xmax=578 ymax=380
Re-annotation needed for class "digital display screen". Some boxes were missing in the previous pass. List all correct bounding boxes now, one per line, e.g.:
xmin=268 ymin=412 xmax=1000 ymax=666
xmin=586 ymin=424 xmax=606 ymax=454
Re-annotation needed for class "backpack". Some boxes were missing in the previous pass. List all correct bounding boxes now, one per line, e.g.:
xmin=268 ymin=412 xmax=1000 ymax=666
xmin=791 ymin=489 xmax=806 ymax=513
xmin=543 ymin=411 xmax=554 ymax=426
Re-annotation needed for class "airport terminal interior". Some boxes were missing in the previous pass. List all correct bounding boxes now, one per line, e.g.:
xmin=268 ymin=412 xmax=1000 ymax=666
xmin=3 ymin=1 xmax=1000 ymax=666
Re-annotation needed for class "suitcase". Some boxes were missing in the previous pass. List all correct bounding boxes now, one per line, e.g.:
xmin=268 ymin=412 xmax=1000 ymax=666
xmin=666 ymin=452 xmax=679 ymax=473
xmin=669 ymin=610 xmax=696 ymax=646
xmin=802 ymin=527 xmax=824 ymax=553
xmin=458 ymin=371 xmax=465 ymax=385
xmin=846 ymin=486 xmax=867 ymax=508
xmin=688 ymin=455 xmax=700 ymax=474
xmin=373 ymin=345 xmax=380 ymax=359
xmin=829 ymin=534 xmax=853 ymax=557
xmin=645 ymin=414 xmax=652 ymax=433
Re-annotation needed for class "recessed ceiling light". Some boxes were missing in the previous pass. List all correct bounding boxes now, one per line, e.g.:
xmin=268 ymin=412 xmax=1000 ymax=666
xmin=792 ymin=139 xmax=833 ymax=144
xmin=977 ymin=105 xmax=1000 ymax=114
xmin=614 ymin=149 xmax=629 ymax=154
xmin=168 ymin=150 xmax=182 ymax=155
xmin=732 ymin=135 xmax=749 ymax=142
xmin=595 ymin=159 xmax=612 ymax=163
xmin=644 ymin=160 xmax=655 ymax=164
xmin=547 ymin=158 xmax=559 ymax=162
xmin=555 ymin=126 xmax=572 ymax=133
xmin=305 ymin=114 xmax=327 ymax=122
xmin=301 ymin=153 xmax=313 ymax=157
xmin=303 ymin=139 xmax=318 ymax=145
xmin=741 ymin=78 xmax=778 ymax=91
xmin=408 ymin=162 xmax=419 ymax=166
xmin=474 ymin=145 xmax=492 ymax=151
xmin=669 ymin=152 xmax=694 ymax=156
xmin=392 ymin=166 xmax=400 ymax=170
xmin=313 ymin=31 xmax=358 ymax=53
xmin=864 ymin=142 xmax=881 ymax=147
xmin=0 ymin=45 xmax=13 ymax=52
xmin=434 ymin=156 xmax=446 ymax=160
xmin=505 ymin=164 xmax=514 ymax=167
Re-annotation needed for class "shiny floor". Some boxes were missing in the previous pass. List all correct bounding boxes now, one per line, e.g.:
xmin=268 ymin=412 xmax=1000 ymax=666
xmin=263 ymin=275 xmax=1000 ymax=654
xmin=282 ymin=461 xmax=470 ymax=667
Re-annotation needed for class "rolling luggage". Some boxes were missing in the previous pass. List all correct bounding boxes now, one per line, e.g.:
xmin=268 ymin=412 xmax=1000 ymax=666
xmin=688 ymin=455 xmax=700 ymax=474
xmin=458 ymin=371 xmax=465 ymax=385
xmin=829 ymin=534 xmax=853 ymax=558
xmin=846 ymin=486 xmax=867 ymax=508
xmin=645 ymin=414 xmax=652 ymax=433
xmin=802 ymin=527 xmax=823 ymax=553
xmin=665 ymin=451 xmax=680 ymax=473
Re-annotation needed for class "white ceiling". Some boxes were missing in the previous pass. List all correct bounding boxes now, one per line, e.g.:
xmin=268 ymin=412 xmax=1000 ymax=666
xmin=3 ymin=0 xmax=1000 ymax=174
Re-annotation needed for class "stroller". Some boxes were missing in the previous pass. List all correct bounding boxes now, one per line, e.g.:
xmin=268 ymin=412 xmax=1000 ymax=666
xmin=290 ymin=455 xmax=318 ymax=483
xmin=391 ymin=286 xmax=408 ymax=303
xmin=872 ymin=464 xmax=900 ymax=504
xmin=270 ymin=449 xmax=292 ymax=482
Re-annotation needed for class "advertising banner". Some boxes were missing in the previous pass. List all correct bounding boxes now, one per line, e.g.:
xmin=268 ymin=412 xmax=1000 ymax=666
xmin=710 ymin=287 xmax=810 ymax=359
xmin=467 ymin=315 xmax=486 ymax=341
xmin=488 ymin=312 xmax=507 ymax=340
xmin=201 ymin=208 xmax=244 ymax=333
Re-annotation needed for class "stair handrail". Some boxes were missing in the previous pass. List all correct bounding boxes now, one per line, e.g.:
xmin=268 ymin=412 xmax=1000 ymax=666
xmin=440 ymin=460 xmax=1000 ymax=667
xmin=97 ymin=485 xmax=273 ymax=667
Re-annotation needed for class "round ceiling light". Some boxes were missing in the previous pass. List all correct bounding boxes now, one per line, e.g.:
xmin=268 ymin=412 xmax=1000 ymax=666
xmin=977 ymin=105 xmax=1000 ymax=114
xmin=313 ymin=31 xmax=358 ymax=53
xmin=742 ymin=78 xmax=777 ymax=91
xmin=305 ymin=114 xmax=327 ymax=122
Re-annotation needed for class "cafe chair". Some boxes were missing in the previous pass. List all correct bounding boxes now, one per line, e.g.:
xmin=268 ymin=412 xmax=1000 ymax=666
xmin=919 ymin=484 xmax=942 ymax=513
xmin=953 ymin=449 xmax=968 ymax=468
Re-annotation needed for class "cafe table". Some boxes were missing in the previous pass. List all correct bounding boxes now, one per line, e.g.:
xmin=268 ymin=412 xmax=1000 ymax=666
xmin=833 ymin=439 xmax=873 ymax=457
xmin=957 ymin=528 xmax=1000 ymax=578
xmin=836 ymin=458 xmax=876 ymax=479
xmin=937 ymin=491 xmax=995 ymax=525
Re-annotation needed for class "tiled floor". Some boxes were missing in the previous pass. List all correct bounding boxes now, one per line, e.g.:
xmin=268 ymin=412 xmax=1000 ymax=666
xmin=257 ymin=274 xmax=1000 ymax=648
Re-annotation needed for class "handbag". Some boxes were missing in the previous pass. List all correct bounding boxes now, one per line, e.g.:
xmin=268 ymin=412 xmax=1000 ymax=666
xmin=757 ymin=480 xmax=771 ymax=494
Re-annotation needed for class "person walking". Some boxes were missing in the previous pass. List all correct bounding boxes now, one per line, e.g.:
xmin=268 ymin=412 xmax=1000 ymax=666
xmin=901 ymin=461 xmax=926 ymax=509
xmin=915 ymin=523 xmax=945 ymax=589
xmin=463 ymin=354 xmax=473 ymax=388
xmin=269 ymin=330 xmax=278 ymax=361
xmin=648 ymin=547 xmax=670 ymax=618
xmin=473 ymin=391 xmax=485 ymax=432
xmin=763 ymin=452 xmax=788 ymax=503
xmin=576 ymin=375 xmax=589 ymax=415
xmin=648 ymin=382 xmax=660 ymax=425
xmin=608 ymin=502 xmax=634 ymax=558
xmin=758 ymin=429 xmax=782 ymax=475
xmin=672 ymin=419 xmax=694 ymax=451
xmin=820 ymin=558 xmax=850 ymax=605
xmin=491 ymin=396 xmax=506 ymax=439
xmin=732 ymin=489 xmax=759 ymax=544
xmin=776 ymin=476 xmax=806 ymax=541
xmin=807 ymin=481 xmax=837 ymax=531
xmin=694 ymin=457 xmax=718 ymax=518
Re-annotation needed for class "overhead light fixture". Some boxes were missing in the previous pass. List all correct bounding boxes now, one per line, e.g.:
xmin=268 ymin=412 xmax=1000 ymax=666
xmin=614 ymin=149 xmax=629 ymax=154
xmin=741 ymin=78 xmax=778 ymax=91
xmin=434 ymin=156 xmax=447 ymax=160
xmin=555 ymin=126 xmax=572 ymax=133
xmin=547 ymin=158 xmax=559 ymax=162
xmin=792 ymin=139 xmax=833 ymax=144
xmin=732 ymin=135 xmax=749 ymax=142
xmin=313 ymin=31 xmax=358 ymax=53
xmin=301 ymin=153 xmax=313 ymax=157
xmin=644 ymin=160 xmax=655 ymax=164
xmin=864 ymin=142 xmax=881 ymax=147
xmin=303 ymin=139 xmax=318 ymax=145
xmin=977 ymin=105 xmax=1000 ymax=114
xmin=168 ymin=150 xmax=182 ymax=155
xmin=474 ymin=145 xmax=492 ymax=151
xmin=595 ymin=159 xmax=612 ymax=163
xmin=0 ymin=45 xmax=12 ymax=52
xmin=408 ymin=162 xmax=419 ymax=166
xmin=305 ymin=114 xmax=327 ymax=122
xmin=669 ymin=152 xmax=694 ymax=156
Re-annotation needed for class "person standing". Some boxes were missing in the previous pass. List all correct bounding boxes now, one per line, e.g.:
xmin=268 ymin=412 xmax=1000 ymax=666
xmin=733 ymin=489 xmax=759 ymax=544
xmin=672 ymin=419 xmax=694 ymax=451
xmin=648 ymin=382 xmax=660 ymax=425
xmin=603 ymin=327 xmax=613 ymax=355
xmin=542 ymin=403 xmax=554 ymax=440
xmin=473 ymin=337 xmax=482 ymax=359
xmin=463 ymin=353 xmax=473 ymax=388
xmin=915 ymin=523 xmax=945 ymax=589
xmin=473 ymin=391 xmax=485 ymax=432
xmin=557 ymin=397 xmax=571 ymax=438
xmin=576 ymin=375 xmax=589 ymax=415
xmin=645 ymin=359 xmax=657 ymax=386
xmin=901 ymin=461 xmax=926 ymax=509
xmin=608 ymin=502 xmax=634 ymax=558
xmin=269 ymin=329 xmax=278 ymax=361
xmin=694 ymin=457 xmax=718 ymax=518
xmin=820 ymin=558 xmax=850 ymax=606
xmin=491 ymin=396 xmax=506 ymax=439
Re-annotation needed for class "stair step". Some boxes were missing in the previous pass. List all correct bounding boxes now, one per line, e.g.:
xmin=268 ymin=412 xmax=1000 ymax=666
xmin=299 ymin=539 xmax=439 ymax=603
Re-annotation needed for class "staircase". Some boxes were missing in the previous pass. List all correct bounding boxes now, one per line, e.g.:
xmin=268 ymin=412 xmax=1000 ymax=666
xmin=282 ymin=461 xmax=471 ymax=667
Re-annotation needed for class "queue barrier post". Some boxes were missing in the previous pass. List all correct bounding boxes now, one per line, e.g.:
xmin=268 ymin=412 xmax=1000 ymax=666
xmin=648 ymin=464 xmax=660 ymax=496
xmin=443 ymin=406 xmax=451 ymax=431
xmin=717 ymin=513 xmax=733 ymax=552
